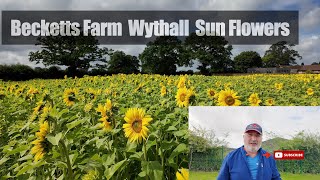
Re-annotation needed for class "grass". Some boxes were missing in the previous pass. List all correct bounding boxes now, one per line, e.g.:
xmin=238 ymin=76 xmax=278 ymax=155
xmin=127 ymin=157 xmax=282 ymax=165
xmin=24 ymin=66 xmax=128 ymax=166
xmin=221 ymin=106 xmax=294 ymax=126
xmin=190 ymin=171 xmax=320 ymax=180
xmin=190 ymin=171 xmax=219 ymax=179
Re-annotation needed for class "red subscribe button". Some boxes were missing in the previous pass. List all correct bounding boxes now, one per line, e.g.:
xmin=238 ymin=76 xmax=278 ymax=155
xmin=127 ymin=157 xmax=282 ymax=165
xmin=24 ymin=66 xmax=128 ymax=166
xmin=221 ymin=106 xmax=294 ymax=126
xmin=273 ymin=150 xmax=304 ymax=160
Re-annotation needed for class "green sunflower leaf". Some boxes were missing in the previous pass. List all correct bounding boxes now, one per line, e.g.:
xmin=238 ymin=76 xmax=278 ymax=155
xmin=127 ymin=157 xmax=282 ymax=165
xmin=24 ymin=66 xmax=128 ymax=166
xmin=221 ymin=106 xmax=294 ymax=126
xmin=47 ymin=133 xmax=62 ymax=146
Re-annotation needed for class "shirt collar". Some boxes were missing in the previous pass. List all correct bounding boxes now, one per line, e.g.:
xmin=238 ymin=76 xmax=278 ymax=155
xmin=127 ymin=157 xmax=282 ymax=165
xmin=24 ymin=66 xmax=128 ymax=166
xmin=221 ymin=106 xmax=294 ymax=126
xmin=241 ymin=145 xmax=262 ymax=156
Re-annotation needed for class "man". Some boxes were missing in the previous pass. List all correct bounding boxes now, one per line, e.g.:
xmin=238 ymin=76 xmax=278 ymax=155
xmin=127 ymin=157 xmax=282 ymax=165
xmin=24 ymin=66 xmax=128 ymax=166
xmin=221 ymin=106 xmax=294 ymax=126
xmin=217 ymin=123 xmax=281 ymax=180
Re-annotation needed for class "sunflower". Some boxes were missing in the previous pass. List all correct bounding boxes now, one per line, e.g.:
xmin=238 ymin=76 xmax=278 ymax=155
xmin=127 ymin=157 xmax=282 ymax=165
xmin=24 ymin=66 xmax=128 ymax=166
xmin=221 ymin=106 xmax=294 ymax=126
xmin=105 ymin=99 xmax=112 ymax=111
xmin=306 ymin=88 xmax=314 ymax=96
xmin=99 ymin=116 xmax=112 ymax=131
xmin=248 ymin=93 xmax=261 ymax=106
xmin=123 ymin=108 xmax=152 ymax=143
xmin=33 ymin=101 xmax=45 ymax=114
xmin=176 ymin=168 xmax=189 ymax=180
xmin=265 ymin=98 xmax=275 ymax=106
xmin=134 ymin=83 xmax=144 ymax=92
xmin=311 ymin=102 xmax=318 ymax=106
xmin=82 ymin=170 xmax=99 ymax=180
xmin=27 ymin=87 xmax=39 ymax=100
xmin=217 ymin=89 xmax=241 ymax=106
xmin=177 ymin=76 xmax=186 ymax=88
xmin=39 ymin=105 xmax=52 ymax=124
xmin=207 ymin=89 xmax=217 ymax=99
xmin=31 ymin=121 xmax=50 ymax=162
xmin=86 ymin=88 xmax=99 ymax=101
xmin=95 ymin=99 xmax=113 ymax=130
xmin=175 ymin=87 xmax=193 ymax=107
xmin=96 ymin=103 xmax=107 ymax=117
xmin=145 ymin=87 xmax=151 ymax=94
xmin=105 ymin=88 xmax=111 ymax=95
xmin=14 ymin=88 xmax=25 ymax=97
xmin=84 ymin=102 xmax=93 ymax=112
xmin=161 ymin=86 xmax=167 ymax=96
xmin=224 ymin=82 xmax=232 ymax=89
xmin=28 ymin=87 xmax=38 ymax=94
xmin=63 ymin=88 xmax=78 ymax=106
xmin=275 ymin=83 xmax=283 ymax=90
xmin=10 ymin=84 xmax=19 ymax=93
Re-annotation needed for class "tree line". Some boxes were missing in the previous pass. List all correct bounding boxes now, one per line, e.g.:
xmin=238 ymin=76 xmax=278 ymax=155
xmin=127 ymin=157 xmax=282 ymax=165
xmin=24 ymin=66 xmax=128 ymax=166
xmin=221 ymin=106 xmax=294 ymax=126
xmin=0 ymin=64 xmax=112 ymax=81
xmin=1 ymin=33 xmax=303 ymax=81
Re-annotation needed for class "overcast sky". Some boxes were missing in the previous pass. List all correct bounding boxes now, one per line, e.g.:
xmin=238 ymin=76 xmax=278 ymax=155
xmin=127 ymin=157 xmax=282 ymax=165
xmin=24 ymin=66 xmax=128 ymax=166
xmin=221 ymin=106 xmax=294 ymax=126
xmin=0 ymin=0 xmax=319 ymax=68
xmin=189 ymin=106 xmax=320 ymax=148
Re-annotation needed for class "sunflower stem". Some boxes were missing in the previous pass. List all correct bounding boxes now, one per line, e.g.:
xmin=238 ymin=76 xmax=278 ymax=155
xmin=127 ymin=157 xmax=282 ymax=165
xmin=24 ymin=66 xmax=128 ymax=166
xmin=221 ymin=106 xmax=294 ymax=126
xmin=60 ymin=140 xmax=73 ymax=179
xmin=161 ymin=149 xmax=165 ymax=177
xmin=143 ymin=141 xmax=147 ymax=161
xmin=155 ymin=140 xmax=158 ymax=162
xmin=143 ymin=139 xmax=150 ymax=180
xmin=58 ymin=142 xmax=67 ymax=177
xmin=112 ymin=116 xmax=116 ymax=129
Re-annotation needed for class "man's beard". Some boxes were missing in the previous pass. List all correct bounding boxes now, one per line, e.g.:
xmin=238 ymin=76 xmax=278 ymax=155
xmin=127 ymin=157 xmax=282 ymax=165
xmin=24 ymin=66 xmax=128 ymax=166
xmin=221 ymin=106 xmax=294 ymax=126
xmin=245 ymin=143 xmax=261 ymax=153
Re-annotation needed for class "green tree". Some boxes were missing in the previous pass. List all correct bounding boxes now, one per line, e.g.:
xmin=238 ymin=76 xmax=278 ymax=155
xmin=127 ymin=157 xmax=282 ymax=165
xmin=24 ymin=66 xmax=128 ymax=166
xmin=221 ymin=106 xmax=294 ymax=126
xmin=262 ymin=41 xmax=302 ymax=67
xmin=184 ymin=32 xmax=233 ymax=74
xmin=233 ymin=51 xmax=262 ymax=73
xmin=107 ymin=50 xmax=140 ymax=74
xmin=279 ymin=131 xmax=320 ymax=173
xmin=189 ymin=127 xmax=229 ymax=170
xmin=139 ymin=36 xmax=190 ymax=74
xmin=0 ymin=64 xmax=35 ymax=81
xmin=29 ymin=33 xmax=111 ymax=76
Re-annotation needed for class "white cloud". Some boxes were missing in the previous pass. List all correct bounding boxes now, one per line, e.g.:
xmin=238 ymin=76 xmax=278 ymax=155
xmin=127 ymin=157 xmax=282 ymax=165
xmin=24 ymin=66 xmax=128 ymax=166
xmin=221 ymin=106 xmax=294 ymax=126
xmin=296 ymin=34 xmax=320 ymax=64
xmin=70 ymin=0 xmax=198 ymax=10
xmin=0 ymin=51 xmax=39 ymax=67
xmin=199 ymin=0 xmax=269 ymax=10
xmin=198 ymin=0 xmax=315 ymax=11
xmin=232 ymin=34 xmax=320 ymax=65
xmin=2 ymin=0 xmax=72 ymax=10
xmin=232 ymin=45 xmax=269 ymax=57
xmin=107 ymin=45 xmax=146 ymax=57
xmin=300 ymin=7 xmax=320 ymax=31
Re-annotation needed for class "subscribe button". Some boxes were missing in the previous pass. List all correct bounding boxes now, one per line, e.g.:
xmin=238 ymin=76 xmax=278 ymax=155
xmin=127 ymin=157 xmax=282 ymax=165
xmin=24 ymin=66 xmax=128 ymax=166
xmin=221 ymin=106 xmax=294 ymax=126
xmin=274 ymin=150 xmax=304 ymax=160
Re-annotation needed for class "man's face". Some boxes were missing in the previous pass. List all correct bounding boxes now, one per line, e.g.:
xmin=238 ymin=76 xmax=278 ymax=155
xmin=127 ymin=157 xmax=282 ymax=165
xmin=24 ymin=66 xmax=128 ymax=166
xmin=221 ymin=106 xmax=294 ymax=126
xmin=243 ymin=130 xmax=262 ymax=153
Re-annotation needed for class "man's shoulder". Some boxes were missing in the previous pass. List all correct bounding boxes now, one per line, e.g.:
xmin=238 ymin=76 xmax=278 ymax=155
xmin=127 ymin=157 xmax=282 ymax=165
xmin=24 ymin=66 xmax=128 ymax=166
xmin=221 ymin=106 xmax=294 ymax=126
xmin=259 ymin=148 xmax=268 ymax=153
xmin=225 ymin=147 xmax=243 ymax=159
xmin=229 ymin=146 xmax=242 ymax=153
xmin=259 ymin=148 xmax=273 ymax=157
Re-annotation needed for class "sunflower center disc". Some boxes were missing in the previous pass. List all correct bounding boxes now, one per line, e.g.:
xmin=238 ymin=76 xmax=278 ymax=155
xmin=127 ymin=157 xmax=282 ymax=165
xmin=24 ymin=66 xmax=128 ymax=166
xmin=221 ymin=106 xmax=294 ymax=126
xmin=180 ymin=94 xmax=186 ymax=102
xmin=132 ymin=120 xmax=142 ymax=133
xmin=225 ymin=96 xmax=235 ymax=105
xmin=38 ymin=104 xmax=45 ymax=112
xmin=210 ymin=91 xmax=215 ymax=96
xmin=252 ymin=98 xmax=257 ymax=104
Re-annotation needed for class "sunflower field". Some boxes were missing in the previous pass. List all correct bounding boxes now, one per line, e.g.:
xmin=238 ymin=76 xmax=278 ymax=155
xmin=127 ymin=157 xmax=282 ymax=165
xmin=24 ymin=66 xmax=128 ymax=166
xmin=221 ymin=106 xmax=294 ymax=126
xmin=0 ymin=73 xmax=319 ymax=179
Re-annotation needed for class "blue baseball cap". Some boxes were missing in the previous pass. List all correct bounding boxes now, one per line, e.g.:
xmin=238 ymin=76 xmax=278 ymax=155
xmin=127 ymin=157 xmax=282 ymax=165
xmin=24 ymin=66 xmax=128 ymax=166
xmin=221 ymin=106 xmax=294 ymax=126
xmin=245 ymin=123 xmax=262 ymax=134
